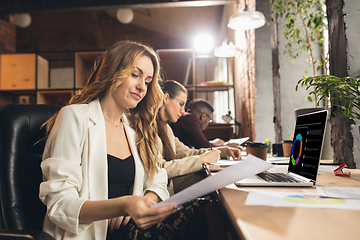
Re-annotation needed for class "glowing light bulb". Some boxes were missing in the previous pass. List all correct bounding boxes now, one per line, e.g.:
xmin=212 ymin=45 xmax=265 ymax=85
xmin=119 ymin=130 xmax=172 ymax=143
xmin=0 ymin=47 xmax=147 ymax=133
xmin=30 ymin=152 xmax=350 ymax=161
xmin=192 ymin=33 xmax=215 ymax=54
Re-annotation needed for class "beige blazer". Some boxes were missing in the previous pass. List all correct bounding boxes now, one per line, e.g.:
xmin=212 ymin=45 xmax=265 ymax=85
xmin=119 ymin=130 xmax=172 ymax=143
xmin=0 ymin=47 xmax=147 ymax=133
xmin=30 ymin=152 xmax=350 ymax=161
xmin=156 ymin=125 xmax=228 ymax=193
xmin=39 ymin=99 xmax=169 ymax=240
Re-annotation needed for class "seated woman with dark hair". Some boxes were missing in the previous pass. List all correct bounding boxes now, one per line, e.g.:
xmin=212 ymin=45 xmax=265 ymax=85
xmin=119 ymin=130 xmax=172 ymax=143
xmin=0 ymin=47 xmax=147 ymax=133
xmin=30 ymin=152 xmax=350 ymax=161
xmin=155 ymin=80 xmax=241 ymax=240
xmin=156 ymin=80 xmax=241 ymax=194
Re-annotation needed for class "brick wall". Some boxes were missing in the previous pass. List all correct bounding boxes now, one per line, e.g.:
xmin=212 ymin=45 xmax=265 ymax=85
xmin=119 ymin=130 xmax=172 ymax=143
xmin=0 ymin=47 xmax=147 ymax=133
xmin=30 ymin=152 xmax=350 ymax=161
xmin=0 ymin=18 xmax=16 ymax=106
xmin=0 ymin=18 xmax=16 ymax=53
xmin=16 ymin=10 xmax=187 ymax=68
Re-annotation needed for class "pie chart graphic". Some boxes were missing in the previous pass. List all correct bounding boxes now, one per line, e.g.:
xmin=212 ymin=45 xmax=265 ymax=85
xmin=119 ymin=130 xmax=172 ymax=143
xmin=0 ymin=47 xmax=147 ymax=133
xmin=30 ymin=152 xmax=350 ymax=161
xmin=291 ymin=133 xmax=303 ymax=165
xmin=284 ymin=195 xmax=346 ymax=204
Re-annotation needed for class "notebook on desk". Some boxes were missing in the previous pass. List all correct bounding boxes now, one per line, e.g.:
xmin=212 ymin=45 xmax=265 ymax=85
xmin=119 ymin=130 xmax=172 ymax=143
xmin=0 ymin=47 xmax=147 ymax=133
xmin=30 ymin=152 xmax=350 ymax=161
xmin=236 ymin=109 xmax=328 ymax=187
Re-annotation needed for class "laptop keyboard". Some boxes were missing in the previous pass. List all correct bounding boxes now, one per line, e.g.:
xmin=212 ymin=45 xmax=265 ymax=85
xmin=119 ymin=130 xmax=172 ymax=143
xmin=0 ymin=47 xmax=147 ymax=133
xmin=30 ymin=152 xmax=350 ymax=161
xmin=257 ymin=172 xmax=306 ymax=183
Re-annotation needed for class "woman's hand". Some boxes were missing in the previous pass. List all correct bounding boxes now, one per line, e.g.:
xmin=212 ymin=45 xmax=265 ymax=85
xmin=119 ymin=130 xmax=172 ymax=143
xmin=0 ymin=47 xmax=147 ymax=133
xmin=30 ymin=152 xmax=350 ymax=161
xmin=200 ymin=149 xmax=221 ymax=164
xmin=80 ymin=195 xmax=175 ymax=229
xmin=225 ymin=142 xmax=240 ymax=148
xmin=108 ymin=216 xmax=131 ymax=232
xmin=226 ymin=147 xmax=242 ymax=160
xmin=124 ymin=195 xmax=176 ymax=230
xmin=209 ymin=138 xmax=225 ymax=146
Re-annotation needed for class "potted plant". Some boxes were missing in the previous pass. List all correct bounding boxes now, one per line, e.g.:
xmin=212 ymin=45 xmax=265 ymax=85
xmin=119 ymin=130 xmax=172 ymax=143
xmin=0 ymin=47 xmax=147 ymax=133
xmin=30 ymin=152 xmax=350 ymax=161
xmin=297 ymin=74 xmax=360 ymax=167
xmin=270 ymin=0 xmax=328 ymax=106
xmin=270 ymin=0 xmax=331 ymax=158
xmin=270 ymin=1 xmax=357 ymax=167
xmin=296 ymin=75 xmax=360 ymax=119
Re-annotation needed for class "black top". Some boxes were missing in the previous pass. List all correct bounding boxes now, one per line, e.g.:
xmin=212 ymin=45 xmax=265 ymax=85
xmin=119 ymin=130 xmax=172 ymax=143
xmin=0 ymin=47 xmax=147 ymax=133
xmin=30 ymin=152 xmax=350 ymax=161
xmin=107 ymin=154 xmax=135 ymax=199
xmin=106 ymin=154 xmax=135 ymax=240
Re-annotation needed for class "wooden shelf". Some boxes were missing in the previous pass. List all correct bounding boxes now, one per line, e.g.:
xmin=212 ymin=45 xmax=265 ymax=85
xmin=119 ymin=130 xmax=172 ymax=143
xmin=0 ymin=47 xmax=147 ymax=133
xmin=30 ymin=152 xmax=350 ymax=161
xmin=0 ymin=89 xmax=36 ymax=94
xmin=196 ymin=83 xmax=233 ymax=92
xmin=37 ymin=90 xmax=73 ymax=105
xmin=157 ymin=49 xmax=196 ymax=99
xmin=0 ymin=50 xmax=232 ymax=108
xmin=157 ymin=49 xmax=195 ymax=85
xmin=0 ymin=53 xmax=48 ymax=90
xmin=0 ymin=51 xmax=109 ymax=106
xmin=38 ymin=87 xmax=73 ymax=91
xmin=184 ymin=86 xmax=195 ymax=93
xmin=0 ymin=53 xmax=77 ymax=105
xmin=74 ymin=51 xmax=103 ymax=88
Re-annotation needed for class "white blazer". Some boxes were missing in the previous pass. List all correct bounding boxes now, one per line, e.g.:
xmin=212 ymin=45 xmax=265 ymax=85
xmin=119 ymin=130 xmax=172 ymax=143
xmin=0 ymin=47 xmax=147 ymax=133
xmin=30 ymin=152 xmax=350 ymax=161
xmin=39 ymin=99 xmax=169 ymax=240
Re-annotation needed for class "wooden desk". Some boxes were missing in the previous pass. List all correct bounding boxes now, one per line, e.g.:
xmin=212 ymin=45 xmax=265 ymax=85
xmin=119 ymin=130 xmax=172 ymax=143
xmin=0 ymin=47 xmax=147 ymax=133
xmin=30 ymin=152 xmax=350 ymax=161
xmin=217 ymin=169 xmax=360 ymax=240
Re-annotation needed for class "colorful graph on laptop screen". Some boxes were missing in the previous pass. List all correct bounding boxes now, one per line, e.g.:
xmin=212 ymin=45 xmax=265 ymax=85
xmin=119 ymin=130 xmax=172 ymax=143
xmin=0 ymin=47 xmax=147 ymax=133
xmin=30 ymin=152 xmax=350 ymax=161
xmin=291 ymin=133 xmax=303 ymax=165
xmin=287 ymin=110 xmax=327 ymax=181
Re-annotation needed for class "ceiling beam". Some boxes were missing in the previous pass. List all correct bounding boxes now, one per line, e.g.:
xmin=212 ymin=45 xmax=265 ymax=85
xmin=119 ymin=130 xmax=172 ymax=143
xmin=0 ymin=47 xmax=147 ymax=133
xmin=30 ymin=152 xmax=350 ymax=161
xmin=0 ymin=0 xmax=235 ymax=14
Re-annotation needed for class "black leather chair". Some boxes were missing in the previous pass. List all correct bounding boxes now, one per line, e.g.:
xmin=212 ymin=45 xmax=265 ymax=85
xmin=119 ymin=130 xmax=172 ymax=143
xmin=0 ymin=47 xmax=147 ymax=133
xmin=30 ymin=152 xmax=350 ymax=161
xmin=0 ymin=104 xmax=61 ymax=240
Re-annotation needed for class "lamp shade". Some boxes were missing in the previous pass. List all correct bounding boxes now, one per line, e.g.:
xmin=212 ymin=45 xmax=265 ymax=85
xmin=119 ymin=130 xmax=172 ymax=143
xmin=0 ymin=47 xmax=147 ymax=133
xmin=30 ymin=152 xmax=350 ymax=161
xmin=214 ymin=42 xmax=240 ymax=57
xmin=227 ymin=5 xmax=266 ymax=30
xmin=13 ymin=13 xmax=32 ymax=28
xmin=116 ymin=8 xmax=134 ymax=24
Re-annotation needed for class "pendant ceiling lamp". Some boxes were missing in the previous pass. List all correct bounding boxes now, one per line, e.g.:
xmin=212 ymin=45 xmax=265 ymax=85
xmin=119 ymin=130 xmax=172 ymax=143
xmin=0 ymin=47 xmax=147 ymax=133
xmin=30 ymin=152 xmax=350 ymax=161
xmin=116 ymin=8 xmax=134 ymax=24
xmin=227 ymin=4 xmax=266 ymax=30
xmin=10 ymin=13 xmax=32 ymax=28
xmin=214 ymin=41 xmax=240 ymax=57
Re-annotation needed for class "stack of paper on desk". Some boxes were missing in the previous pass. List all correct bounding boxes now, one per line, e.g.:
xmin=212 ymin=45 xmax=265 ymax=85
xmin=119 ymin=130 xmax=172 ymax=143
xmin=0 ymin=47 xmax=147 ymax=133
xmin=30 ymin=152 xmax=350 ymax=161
xmin=154 ymin=155 xmax=272 ymax=207
xmin=245 ymin=190 xmax=360 ymax=210
xmin=225 ymin=137 xmax=249 ymax=145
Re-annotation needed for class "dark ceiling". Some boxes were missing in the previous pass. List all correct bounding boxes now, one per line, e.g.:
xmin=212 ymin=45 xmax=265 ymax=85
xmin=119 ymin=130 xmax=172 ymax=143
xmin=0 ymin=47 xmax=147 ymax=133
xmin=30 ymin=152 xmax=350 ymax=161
xmin=0 ymin=0 xmax=233 ymax=14
xmin=3 ymin=0 xmax=235 ymax=68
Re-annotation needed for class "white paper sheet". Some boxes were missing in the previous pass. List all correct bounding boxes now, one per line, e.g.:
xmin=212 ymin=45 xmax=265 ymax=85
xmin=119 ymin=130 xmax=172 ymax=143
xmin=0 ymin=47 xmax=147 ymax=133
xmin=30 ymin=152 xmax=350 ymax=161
xmin=154 ymin=155 xmax=273 ymax=207
xmin=316 ymin=187 xmax=360 ymax=199
xmin=226 ymin=137 xmax=249 ymax=145
xmin=245 ymin=191 xmax=360 ymax=210
xmin=208 ymin=159 xmax=240 ymax=166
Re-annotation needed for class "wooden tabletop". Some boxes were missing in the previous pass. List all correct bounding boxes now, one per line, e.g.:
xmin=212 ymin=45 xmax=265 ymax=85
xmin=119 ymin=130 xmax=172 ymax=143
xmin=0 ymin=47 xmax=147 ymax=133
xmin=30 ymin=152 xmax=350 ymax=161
xmin=218 ymin=169 xmax=360 ymax=240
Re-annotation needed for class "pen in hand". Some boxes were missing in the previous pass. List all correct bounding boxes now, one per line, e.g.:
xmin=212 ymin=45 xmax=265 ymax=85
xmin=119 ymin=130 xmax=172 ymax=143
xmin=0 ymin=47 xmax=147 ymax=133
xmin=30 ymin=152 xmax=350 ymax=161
xmin=208 ymin=141 xmax=213 ymax=150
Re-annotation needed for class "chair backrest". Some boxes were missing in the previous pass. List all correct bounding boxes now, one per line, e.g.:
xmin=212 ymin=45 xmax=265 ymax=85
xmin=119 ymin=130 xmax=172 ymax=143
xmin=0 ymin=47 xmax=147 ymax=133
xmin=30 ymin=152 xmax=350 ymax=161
xmin=0 ymin=104 xmax=61 ymax=231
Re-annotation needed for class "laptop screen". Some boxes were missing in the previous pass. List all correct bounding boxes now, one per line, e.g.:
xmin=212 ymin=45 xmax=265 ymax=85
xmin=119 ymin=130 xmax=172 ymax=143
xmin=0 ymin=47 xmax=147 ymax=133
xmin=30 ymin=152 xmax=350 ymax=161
xmin=287 ymin=110 xmax=328 ymax=181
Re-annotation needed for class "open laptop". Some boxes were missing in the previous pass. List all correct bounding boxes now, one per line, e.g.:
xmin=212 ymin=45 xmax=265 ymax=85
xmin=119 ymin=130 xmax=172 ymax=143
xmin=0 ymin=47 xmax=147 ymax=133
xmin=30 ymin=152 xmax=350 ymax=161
xmin=236 ymin=109 xmax=328 ymax=187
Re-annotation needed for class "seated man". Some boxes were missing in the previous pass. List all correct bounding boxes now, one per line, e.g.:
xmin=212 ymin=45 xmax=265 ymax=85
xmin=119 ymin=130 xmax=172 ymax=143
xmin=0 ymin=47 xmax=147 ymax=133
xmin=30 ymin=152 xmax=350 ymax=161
xmin=170 ymin=98 xmax=226 ymax=149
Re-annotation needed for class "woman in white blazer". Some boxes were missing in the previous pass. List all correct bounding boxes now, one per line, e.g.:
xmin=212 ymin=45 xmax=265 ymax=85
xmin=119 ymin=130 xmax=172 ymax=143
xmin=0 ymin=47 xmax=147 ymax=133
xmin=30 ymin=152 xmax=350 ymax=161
xmin=39 ymin=41 xmax=177 ymax=240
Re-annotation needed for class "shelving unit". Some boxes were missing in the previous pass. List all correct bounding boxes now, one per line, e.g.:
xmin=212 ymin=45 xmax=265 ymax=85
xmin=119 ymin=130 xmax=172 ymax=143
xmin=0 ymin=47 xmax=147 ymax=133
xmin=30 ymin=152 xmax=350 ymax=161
xmin=157 ymin=49 xmax=196 ymax=100
xmin=0 ymin=51 xmax=104 ymax=106
xmin=196 ymin=83 xmax=233 ymax=92
xmin=195 ymin=55 xmax=233 ymax=93
xmin=157 ymin=48 xmax=234 ymax=105
xmin=37 ymin=90 xmax=73 ymax=105
xmin=0 ymin=53 xmax=48 ymax=104
xmin=0 ymin=50 xmax=234 ymax=116
xmin=74 ymin=51 xmax=103 ymax=89
xmin=157 ymin=49 xmax=235 ymax=138
xmin=0 ymin=53 xmax=48 ymax=90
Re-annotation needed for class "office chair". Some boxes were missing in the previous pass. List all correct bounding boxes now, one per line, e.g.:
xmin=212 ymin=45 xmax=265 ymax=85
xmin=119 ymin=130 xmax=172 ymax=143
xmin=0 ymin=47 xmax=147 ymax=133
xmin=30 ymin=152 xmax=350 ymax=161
xmin=0 ymin=104 xmax=61 ymax=240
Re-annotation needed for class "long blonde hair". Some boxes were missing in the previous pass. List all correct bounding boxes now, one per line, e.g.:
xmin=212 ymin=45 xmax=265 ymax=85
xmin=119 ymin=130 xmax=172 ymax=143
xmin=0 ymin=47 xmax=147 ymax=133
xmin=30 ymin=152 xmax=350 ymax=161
xmin=45 ymin=40 xmax=163 ymax=182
